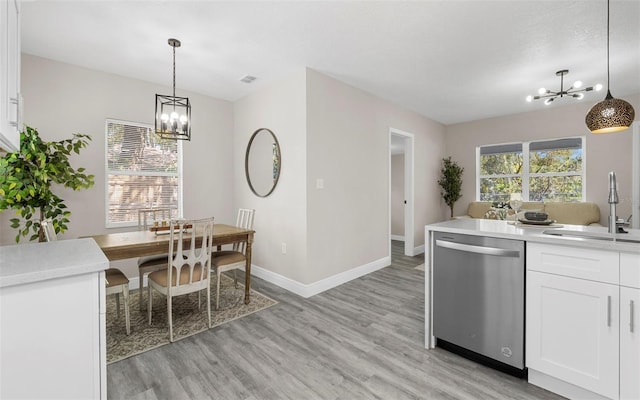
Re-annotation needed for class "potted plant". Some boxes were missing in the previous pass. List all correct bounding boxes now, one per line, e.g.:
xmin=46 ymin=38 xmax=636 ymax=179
xmin=0 ymin=126 xmax=94 ymax=242
xmin=438 ymin=157 xmax=464 ymax=218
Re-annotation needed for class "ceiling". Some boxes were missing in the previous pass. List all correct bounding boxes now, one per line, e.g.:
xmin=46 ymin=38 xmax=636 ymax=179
xmin=20 ymin=0 xmax=640 ymax=126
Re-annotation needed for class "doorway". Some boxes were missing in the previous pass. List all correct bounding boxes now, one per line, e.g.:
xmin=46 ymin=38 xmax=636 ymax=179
xmin=389 ymin=128 xmax=414 ymax=257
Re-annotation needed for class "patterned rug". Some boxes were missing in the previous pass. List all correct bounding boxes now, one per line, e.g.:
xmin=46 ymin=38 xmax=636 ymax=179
xmin=106 ymin=274 xmax=277 ymax=364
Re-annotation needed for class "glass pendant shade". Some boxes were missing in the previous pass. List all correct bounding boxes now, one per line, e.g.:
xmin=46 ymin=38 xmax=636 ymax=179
xmin=586 ymin=91 xmax=635 ymax=134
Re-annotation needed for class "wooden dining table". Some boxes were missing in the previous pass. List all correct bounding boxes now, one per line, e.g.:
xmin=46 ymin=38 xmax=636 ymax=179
xmin=88 ymin=224 xmax=255 ymax=304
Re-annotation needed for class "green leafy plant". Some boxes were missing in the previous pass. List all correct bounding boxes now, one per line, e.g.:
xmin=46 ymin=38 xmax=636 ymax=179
xmin=437 ymin=157 xmax=464 ymax=218
xmin=0 ymin=126 xmax=95 ymax=242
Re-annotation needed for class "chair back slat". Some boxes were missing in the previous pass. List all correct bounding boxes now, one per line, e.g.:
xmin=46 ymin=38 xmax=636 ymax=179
xmin=167 ymin=217 xmax=214 ymax=292
xmin=232 ymin=209 xmax=255 ymax=253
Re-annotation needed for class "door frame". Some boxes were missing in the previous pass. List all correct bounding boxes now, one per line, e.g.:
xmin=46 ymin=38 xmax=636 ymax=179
xmin=633 ymin=122 xmax=639 ymax=229
xmin=389 ymin=128 xmax=415 ymax=257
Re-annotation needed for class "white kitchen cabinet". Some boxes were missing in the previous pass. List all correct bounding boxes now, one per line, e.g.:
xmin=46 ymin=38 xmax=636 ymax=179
xmin=620 ymin=252 xmax=640 ymax=400
xmin=620 ymin=286 xmax=640 ymax=400
xmin=0 ymin=239 xmax=108 ymax=399
xmin=527 ymin=270 xmax=619 ymax=400
xmin=0 ymin=0 xmax=21 ymax=152
xmin=527 ymin=244 xmax=640 ymax=400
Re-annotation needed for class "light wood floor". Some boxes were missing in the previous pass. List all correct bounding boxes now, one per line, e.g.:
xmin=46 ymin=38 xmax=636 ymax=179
xmin=107 ymin=241 xmax=562 ymax=400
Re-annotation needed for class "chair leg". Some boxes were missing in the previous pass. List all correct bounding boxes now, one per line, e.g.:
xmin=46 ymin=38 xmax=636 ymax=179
xmin=233 ymin=269 xmax=238 ymax=288
xmin=168 ymin=295 xmax=173 ymax=342
xmin=198 ymin=291 xmax=201 ymax=310
xmin=139 ymin=270 xmax=144 ymax=311
xmin=216 ymin=269 xmax=221 ymax=310
xmin=207 ymin=284 xmax=211 ymax=328
xmin=123 ymin=285 xmax=131 ymax=335
xmin=118 ymin=293 xmax=123 ymax=319
xmin=148 ymin=286 xmax=153 ymax=325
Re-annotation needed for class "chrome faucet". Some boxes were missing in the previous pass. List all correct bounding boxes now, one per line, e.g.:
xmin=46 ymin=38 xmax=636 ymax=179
xmin=608 ymin=171 xmax=619 ymax=234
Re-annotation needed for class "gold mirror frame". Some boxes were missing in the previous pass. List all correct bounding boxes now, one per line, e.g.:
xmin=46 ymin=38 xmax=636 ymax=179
xmin=245 ymin=128 xmax=281 ymax=198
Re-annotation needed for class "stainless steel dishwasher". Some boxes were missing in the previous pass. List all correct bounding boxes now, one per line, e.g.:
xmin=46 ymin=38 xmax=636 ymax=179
xmin=433 ymin=232 xmax=525 ymax=376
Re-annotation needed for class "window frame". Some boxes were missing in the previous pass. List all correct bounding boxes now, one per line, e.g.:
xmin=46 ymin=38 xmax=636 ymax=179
xmin=104 ymin=118 xmax=183 ymax=229
xmin=476 ymin=136 xmax=586 ymax=202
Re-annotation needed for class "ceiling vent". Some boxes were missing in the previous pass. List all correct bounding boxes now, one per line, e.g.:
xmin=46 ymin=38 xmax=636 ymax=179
xmin=239 ymin=75 xmax=257 ymax=84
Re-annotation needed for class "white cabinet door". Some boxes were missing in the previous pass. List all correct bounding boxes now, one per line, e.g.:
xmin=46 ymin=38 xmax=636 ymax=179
xmin=0 ymin=0 xmax=21 ymax=152
xmin=527 ymin=271 xmax=619 ymax=400
xmin=620 ymin=286 xmax=640 ymax=400
xmin=0 ymin=272 xmax=103 ymax=399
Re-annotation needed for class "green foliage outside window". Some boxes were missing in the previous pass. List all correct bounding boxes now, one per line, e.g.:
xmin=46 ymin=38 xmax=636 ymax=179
xmin=479 ymin=140 xmax=583 ymax=202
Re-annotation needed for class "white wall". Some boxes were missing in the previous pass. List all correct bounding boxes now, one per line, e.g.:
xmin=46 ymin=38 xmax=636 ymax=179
xmin=305 ymin=69 xmax=446 ymax=282
xmin=0 ymin=55 xmax=235 ymax=277
xmin=445 ymin=94 xmax=640 ymax=224
xmin=391 ymin=154 xmax=404 ymax=237
xmin=233 ymin=69 xmax=308 ymax=283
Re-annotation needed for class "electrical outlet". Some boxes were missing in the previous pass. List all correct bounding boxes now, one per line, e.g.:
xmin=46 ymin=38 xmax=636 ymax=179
xmin=281 ymin=242 xmax=287 ymax=254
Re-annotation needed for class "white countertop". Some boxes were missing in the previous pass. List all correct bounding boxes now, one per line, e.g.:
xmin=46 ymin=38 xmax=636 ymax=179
xmin=0 ymin=238 xmax=109 ymax=288
xmin=426 ymin=219 xmax=640 ymax=254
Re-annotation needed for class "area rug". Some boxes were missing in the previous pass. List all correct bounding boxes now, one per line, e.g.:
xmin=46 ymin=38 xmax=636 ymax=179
xmin=106 ymin=274 xmax=277 ymax=364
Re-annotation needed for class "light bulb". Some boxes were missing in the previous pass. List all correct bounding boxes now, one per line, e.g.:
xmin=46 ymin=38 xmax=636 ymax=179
xmin=160 ymin=113 xmax=169 ymax=122
xmin=595 ymin=84 xmax=603 ymax=91
xmin=526 ymin=95 xmax=533 ymax=102
xmin=179 ymin=115 xmax=188 ymax=123
xmin=573 ymin=81 xmax=582 ymax=89
xmin=575 ymin=93 xmax=584 ymax=100
xmin=170 ymin=111 xmax=179 ymax=121
xmin=544 ymin=98 xmax=554 ymax=105
xmin=538 ymin=88 xmax=546 ymax=95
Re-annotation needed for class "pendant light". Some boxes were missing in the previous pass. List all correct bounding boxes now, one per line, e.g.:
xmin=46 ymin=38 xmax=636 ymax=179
xmin=585 ymin=0 xmax=635 ymax=134
xmin=155 ymin=38 xmax=191 ymax=141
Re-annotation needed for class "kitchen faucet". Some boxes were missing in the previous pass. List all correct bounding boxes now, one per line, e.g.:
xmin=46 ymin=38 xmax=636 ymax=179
xmin=608 ymin=171 xmax=619 ymax=234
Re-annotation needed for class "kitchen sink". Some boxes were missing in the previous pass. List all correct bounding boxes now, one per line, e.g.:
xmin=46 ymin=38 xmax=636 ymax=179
xmin=542 ymin=229 xmax=640 ymax=244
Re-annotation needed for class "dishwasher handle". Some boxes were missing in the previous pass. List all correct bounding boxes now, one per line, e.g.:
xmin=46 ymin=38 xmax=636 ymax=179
xmin=435 ymin=239 xmax=521 ymax=258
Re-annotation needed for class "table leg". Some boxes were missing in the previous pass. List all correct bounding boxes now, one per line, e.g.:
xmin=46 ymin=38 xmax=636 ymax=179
xmin=244 ymin=233 xmax=253 ymax=304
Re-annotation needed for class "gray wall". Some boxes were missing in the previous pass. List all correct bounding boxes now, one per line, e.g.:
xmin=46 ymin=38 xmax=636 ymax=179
xmin=391 ymin=154 xmax=404 ymax=237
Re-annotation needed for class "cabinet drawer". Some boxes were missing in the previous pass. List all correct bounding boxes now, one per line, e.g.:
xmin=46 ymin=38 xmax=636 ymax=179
xmin=621 ymin=253 xmax=640 ymax=289
xmin=527 ymin=243 xmax=619 ymax=284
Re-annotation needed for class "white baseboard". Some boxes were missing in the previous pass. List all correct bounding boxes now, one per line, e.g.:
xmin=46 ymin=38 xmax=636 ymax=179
xmin=251 ymin=256 xmax=391 ymax=298
xmin=129 ymin=256 xmax=391 ymax=299
xmin=414 ymin=244 xmax=425 ymax=255
xmin=391 ymin=235 xmax=405 ymax=241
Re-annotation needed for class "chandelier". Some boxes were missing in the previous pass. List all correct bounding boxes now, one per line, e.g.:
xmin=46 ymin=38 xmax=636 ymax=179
xmin=585 ymin=0 xmax=635 ymax=134
xmin=526 ymin=70 xmax=602 ymax=105
xmin=155 ymin=38 xmax=191 ymax=141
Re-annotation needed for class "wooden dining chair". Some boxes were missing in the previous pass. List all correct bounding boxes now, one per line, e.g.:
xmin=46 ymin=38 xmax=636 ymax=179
xmin=105 ymin=268 xmax=131 ymax=335
xmin=211 ymin=209 xmax=255 ymax=310
xmin=137 ymin=207 xmax=174 ymax=310
xmin=147 ymin=217 xmax=215 ymax=342
xmin=41 ymin=219 xmax=131 ymax=334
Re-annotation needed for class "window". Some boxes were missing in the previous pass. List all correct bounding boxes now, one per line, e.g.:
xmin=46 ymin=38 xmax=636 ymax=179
xmin=478 ymin=137 xmax=584 ymax=202
xmin=106 ymin=119 xmax=182 ymax=227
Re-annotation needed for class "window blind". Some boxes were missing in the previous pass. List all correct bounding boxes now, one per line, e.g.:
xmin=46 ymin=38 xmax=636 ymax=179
xmin=106 ymin=120 xmax=181 ymax=226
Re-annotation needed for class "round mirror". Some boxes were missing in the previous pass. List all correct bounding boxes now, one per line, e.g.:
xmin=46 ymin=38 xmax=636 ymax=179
xmin=245 ymin=128 xmax=281 ymax=197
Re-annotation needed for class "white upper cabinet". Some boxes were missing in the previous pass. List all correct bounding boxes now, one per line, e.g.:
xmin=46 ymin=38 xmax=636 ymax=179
xmin=0 ymin=0 xmax=21 ymax=152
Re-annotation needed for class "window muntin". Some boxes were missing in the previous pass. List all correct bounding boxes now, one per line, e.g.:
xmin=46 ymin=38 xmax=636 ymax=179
xmin=106 ymin=119 xmax=182 ymax=227
xmin=478 ymin=137 xmax=585 ymax=202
